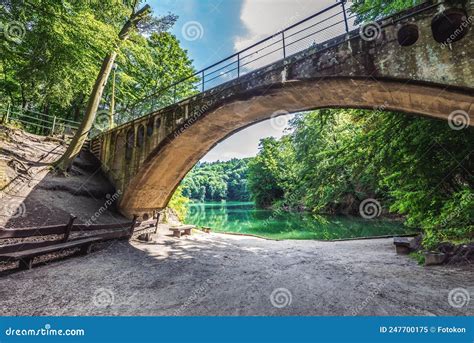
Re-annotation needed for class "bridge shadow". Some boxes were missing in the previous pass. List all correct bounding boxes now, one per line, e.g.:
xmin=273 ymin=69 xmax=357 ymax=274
xmin=1 ymin=147 xmax=124 ymax=228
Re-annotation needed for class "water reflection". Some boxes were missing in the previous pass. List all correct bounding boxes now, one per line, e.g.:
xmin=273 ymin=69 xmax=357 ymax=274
xmin=185 ymin=202 xmax=415 ymax=240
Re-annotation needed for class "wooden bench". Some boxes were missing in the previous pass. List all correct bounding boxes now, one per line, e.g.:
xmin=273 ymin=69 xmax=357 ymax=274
xmin=169 ymin=225 xmax=195 ymax=238
xmin=0 ymin=215 xmax=138 ymax=270
xmin=393 ymin=237 xmax=412 ymax=255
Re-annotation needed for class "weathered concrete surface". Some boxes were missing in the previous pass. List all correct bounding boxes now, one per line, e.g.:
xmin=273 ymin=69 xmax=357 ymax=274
xmin=91 ymin=2 xmax=474 ymax=218
xmin=0 ymin=228 xmax=472 ymax=316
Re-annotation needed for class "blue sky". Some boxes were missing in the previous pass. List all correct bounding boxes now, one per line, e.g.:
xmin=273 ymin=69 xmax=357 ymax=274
xmin=147 ymin=0 xmax=337 ymax=162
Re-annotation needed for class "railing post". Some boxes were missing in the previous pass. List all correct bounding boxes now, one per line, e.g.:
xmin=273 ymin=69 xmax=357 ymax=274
xmin=129 ymin=215 xmax=139 ymax=239
xmin=63 ymin=214 xmax=77 ymax=243
xmin=341 ymin=0 xmax=349 ymax=33
xmin=237 ymin=53 xmax=240 ymax=77
xmin=201 ymin=71 xmax=205 ymax=92
xmin=282 ymin=31 xmax=286 ymax=59
xmin=51 ymin=116 xmax=56 ymax=136
xmin=2 ymin=103 xmax=10 ymax=124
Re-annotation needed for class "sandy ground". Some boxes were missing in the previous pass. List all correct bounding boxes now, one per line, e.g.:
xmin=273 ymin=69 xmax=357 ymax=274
xmin=0 ymin=225 xmax=472 ymax=316
xmin=0 ymin=126 xmax=126 ymax=228
xmin=1 ymin=127 xmax=472 ymax=316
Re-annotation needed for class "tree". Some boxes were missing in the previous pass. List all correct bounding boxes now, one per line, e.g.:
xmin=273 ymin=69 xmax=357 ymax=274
xmin=349 ymin=0 xmax=424 ymax=23
xmin=181 ymin=159 xmax=252 ymax=202
xmin=54 ymin=3 xmax=174 ymax=171
xmin=247 ymin=138 xmax=287 ymax=208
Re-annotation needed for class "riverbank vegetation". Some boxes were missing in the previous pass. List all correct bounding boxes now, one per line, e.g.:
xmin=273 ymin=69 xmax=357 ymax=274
xmin=247 ymin=110 xmax=473 ymax=249
xmin=181 ymin=159 xmax=251 ymax=202
xmin=181 ymin=108 xmax=473 ymax=249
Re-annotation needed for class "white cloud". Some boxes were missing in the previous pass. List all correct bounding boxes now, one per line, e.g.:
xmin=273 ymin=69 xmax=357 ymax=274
xmin=234 ymin=0 xmax=337 ymax=52
xmin=201 ymin=1 xmax=351 ymax=163
xmin=201 ymin=115 xmax=294 ymax=162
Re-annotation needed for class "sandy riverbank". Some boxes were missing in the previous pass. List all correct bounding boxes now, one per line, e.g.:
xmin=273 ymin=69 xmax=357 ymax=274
xmin=0 ymin=225 xmax=472 ymax=316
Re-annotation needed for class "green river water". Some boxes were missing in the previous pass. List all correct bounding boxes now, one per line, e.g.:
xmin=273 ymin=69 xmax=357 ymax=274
xmin=184 ymin=202 xmax=416 ymax=240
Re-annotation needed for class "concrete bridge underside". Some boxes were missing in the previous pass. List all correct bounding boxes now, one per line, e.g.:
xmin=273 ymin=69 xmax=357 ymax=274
xmin=90 ymin=2 xmax=474 ymax=219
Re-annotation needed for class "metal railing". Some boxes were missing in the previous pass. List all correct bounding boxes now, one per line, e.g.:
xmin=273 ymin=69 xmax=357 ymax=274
xmin=111 ymin=0 xmax=361 ymax=127
xmin=99 ymin=1 xmax=439 ymax=134
xmin=1 ymin=104 xmax=81 ymax=136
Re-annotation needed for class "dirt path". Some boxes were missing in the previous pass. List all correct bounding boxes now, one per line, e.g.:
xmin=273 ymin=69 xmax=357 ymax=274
xmin=0 ymin=226 xmax=472 ymax=316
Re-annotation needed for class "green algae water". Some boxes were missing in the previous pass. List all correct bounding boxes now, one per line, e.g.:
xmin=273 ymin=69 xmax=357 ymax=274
xmin=185 ymin=202 xmax=415 ymax=240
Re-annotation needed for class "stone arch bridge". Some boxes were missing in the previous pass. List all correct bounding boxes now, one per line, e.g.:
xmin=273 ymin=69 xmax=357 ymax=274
xmin=90 ymin=1 xmax=474 ymax=218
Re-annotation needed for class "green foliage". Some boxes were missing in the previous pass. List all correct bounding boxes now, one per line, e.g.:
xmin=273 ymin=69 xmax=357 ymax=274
xmin=409 ymin=251 xmax=425 ymax=265
xmin=247 ymin=137 xmax=295 ymax=208
xmin=247 ymin=109 xmax=474 ymax=248
xmin=349 ymin=0 xmax=424 ymax=23
xmin=181 ymin=159 xmax=251 ymax=202
xmin=168 ymin=185 xmax=189 ymax=222
xmin=0 ymin=0 xmax=195 ymax=131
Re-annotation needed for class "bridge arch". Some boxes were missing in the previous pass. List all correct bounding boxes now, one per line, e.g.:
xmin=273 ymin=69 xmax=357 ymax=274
xmin=116 ymin=76 xmax=473 ymax=217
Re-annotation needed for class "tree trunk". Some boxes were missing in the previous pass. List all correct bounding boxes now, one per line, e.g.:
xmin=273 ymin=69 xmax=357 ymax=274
xmin=54 ymin=51 xmax=117 ymax=171
xmin=53 ymin=5 xmax=151 ymax=172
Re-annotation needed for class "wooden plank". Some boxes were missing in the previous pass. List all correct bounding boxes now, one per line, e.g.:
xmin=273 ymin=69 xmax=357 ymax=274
xmin=0 ymin=240 xmax=61 ymax=255
xmin=62 ymin=215 xmax=77 ymax=243
xmin=93 ymin=229 xmax=130 ymax=241
xmin=0 ymin=225 xmax=131 ymax=261
xmin=72 ymin=221 xmax=135 ymax=232
xmin=170 ymin=225 xmax=195 ymax=232
xmin=0 ymin=228 xmax=130 ymax=256
xmin=0 ymin=237 xmax=100 ymax=261
xmin=171 ymin=225 xmax=195 ymax=230
xmin=0 ymin=225 xmax=66 ymax=239
xmin=128 ymin=215 xmax=139 ymax=238
xmin=18 ymin=258 xmax=33 ymax=270
xmin=393 ymin=237 xmax=410 ymax=246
